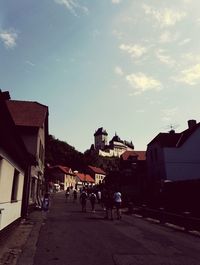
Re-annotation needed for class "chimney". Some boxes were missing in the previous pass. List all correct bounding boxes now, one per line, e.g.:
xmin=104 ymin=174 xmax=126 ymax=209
xmin=188 ymin=119 xmax=197 ymax=129
xmin=0 ymin=91 xmax=11 ymax=100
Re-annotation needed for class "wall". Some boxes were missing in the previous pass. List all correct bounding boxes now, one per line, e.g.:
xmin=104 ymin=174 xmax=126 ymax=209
xmin=0 ymin=158 xmax=24 ymax=231
xmin=164 ymin=128 xmax=200 ymax=181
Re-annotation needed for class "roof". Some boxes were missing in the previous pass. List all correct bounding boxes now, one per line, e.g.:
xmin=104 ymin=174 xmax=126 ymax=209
xmin=6 ymin=100 xmax=48 ymax=127
xmin=50 ymin=165 xmax=75 ymax=175
xmin=75 ymin=172 xmax=95 ymax=183
xmin=0 ymin=92 xmax=30 ymax=167
xmin=88 ymin=165 xmax=106 ymax=175
xmin=148 ymin=122 xmax=200 ymax=148
xmin=121 ymin=151 xmax=146 ymax=161
xmin=94 ymin=127 xmax=108 ymax=136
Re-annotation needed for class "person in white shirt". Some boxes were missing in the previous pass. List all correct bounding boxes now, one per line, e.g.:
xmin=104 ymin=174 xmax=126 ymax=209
xmin=113 ymin=190 xmax=122 ymax=219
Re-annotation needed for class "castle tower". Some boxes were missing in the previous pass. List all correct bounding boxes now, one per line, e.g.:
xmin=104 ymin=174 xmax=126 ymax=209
xmin=94 ymin=127 xmax=108 ymax=150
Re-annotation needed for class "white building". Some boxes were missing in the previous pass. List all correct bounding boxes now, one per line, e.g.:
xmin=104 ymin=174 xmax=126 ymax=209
xmin=0 ymin=91 xmax=30 ymax=231
xmin=147 ymin=119 xmax=200 ymax=185
xmin=94 ymin=128 xmax=134 ymax=157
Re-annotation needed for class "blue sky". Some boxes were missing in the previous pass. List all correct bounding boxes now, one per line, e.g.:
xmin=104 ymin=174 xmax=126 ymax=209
xmin=1 ymin=0 xmax=200 ymax=152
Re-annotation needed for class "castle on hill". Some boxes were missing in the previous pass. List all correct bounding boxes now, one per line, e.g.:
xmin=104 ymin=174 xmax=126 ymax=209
xmin=92 ymin=127 xmax=134 ymax=157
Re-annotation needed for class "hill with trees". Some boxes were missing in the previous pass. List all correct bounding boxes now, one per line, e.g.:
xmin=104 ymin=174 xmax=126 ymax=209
xmin=45 ymin=134 xmax=119 ymax=173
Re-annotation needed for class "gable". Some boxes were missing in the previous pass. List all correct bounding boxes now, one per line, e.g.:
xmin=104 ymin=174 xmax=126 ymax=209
xmin=6 ymin=100 xmax=48 ymax=128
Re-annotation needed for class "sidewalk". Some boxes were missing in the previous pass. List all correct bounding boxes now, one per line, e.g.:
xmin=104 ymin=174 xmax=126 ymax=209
xmin=0 ymin=210 xmax=44 ymax=265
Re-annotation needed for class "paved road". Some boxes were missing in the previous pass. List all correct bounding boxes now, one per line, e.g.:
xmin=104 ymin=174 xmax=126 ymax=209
xmin=21 ymin=192 xmax=200 ymax=265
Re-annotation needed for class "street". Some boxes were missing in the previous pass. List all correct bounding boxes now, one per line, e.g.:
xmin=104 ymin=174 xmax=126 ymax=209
xmin=20 ymin=192 xmax=200 ymax=265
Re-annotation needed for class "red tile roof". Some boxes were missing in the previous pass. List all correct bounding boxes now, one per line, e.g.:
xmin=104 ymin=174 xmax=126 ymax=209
xmin=88 ymin=165 xmax=106 ymax=175
xmin=50 ymin=165 xmax=74 ymax=175
xmin=75 ymin=172 xmax=94 ymax=183
xmin=121 ymin=151 xmax=146 ymax=161
xmin=6 ymin=100 xmax=48 ymax=127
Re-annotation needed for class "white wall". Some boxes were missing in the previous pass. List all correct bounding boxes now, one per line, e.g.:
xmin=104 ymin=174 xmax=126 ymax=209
xmin=0 ymin=158 xmax=24 ymax=231
xmin=164 ymin=128 xmax=200 ymax=181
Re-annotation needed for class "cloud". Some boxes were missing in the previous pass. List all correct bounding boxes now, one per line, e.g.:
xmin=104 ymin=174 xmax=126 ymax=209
xmin=119 ymin=44 xmax=147 ymax=58
xmin=114 ymin=66 xmax=124 ymax=76
xmin=0 ymin=29 xmax=18 ymax=49
xmin=162 ymin=107 xmax=178 ymax=117
xmin=161 ymin=107 xmax=178 ymax=123
xmin=111 ymin=0 xmax=122 ymax=4
xmin=174 ymin=64 xmax=200 ymax=85
xmin=159 ymin=31 xmax=178 ymax=43
xmin=155 ymin=49 xmax=176 ymax=67
xmin=25 ymin=60 xmax=35 ymax=67
xmin=126 ymin=72 xmax=162 ymax=94
xmin=142 ymin=4 xmax=186 ymax=27
xmin=54 ymin=0 xmax=88 ymax=15
xmin=178 ymin=38 xmax=191 ymax=46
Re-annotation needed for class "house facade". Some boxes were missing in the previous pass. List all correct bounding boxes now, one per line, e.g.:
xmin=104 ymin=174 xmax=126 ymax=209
xmin=6 ymin=98 xmax=49 ymax=209
xmin=147 ymin=120 xmax=200 ymax=189
xmin=87 ymin=165 xmax=106 ymax=185
xmin=0 ymin=91 xmax=30 ymax=231
xmin=74 ymin=172 xmax=95 ymax=188
xmin=48 ymin=165 xmax=77 ymax=190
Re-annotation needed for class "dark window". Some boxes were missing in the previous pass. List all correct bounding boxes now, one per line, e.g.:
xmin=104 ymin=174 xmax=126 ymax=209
xmin=11 ymin=169 xmax=19 ymax=202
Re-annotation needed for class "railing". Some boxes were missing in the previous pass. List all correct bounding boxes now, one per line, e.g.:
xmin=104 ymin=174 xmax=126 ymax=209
xmin=129 ymin=204 xmax=200 ymax=232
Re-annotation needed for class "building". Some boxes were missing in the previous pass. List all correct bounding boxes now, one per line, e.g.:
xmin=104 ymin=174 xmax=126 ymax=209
xmin=0 ymin=91 xmax=31 ymax=231
xmin=48 ymin=165 xmax=76 ymax=190
xmin=6 ymin=97 xmax=49 ymax=209
xmin=93 ymin=128 xmax=134 ymax=157
xmin=74 ymin=172 xmax=95 ymax=188
xmin=87 ymin=165 xmax=106 ymax=184
xmin=146 ymin=120 xmax=200 ymax=190
xmin=119 ymin=150 xmax=146 ymax=202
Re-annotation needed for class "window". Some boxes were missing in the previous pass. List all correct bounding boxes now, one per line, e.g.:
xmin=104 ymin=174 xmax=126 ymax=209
xmin=11 ymin=169 xmax=19 ymax=202
xmin=39 ymin=140 xmax=44 ymax=163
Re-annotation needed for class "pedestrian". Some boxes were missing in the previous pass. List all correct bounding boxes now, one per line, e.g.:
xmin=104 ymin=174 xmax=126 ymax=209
xmin=113 ymin=189 xmax=122 ymax=219
xmin=89 ymin=191 xmax=96 ymax=212
xmin=80 ymin=188 xmax=88 ymax=212
xmin=65 ymin=187 xmax=70 ymax=201
xmin=42 ymin=193 xmax=50 ymax=212
xmin=97 ymin=190 xmax=101 ymax=204
xmin=73 ymin=188 xmax=78 ymax=202
xmin=104 ymin=189 xmax=114 ymax=220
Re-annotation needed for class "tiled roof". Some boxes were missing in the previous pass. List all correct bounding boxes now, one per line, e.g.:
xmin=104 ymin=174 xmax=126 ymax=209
xmin=50 ymin=165 xmax=74 ymax=175
xmin=88 ymin=165 xmax=106 ymax=175
xmin=148 ymin=122 xmax=200 ymax=148
xmin=121 ymin=151 xmax=146 ymax=161
xmin=75 ymin=172 xmax=95 ymax=183
xmin=6 ymin=100 xmax=48 ymax=127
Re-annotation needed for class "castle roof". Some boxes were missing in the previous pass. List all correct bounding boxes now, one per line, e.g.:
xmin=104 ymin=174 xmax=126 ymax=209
xmin=94 ymin=127 xmax=108 ymax=136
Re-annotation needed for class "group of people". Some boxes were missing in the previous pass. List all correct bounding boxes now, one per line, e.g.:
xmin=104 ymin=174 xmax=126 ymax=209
xmin=79 ymin=187 xmax=122 ymax=220
xmin=42 ymin=186 xmax=123 ymax=220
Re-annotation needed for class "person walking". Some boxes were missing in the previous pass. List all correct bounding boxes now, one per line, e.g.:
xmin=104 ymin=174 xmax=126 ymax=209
xmin=73 ymin=188 xmax=78 ymax=202
xmin=113 ymin=189 xmax=122 ymax=220
xmin=42 ymin=193 xmax=50 ymax=211
xmin=104 ymin=189 xmax=114 ymax=220
xmin=89 ymin=191 xmax=96 ymax=212
xmin=65 ymin=187 xmax=70 ymax=202
xmin=80 ymin=188 xmax=88 ymax=212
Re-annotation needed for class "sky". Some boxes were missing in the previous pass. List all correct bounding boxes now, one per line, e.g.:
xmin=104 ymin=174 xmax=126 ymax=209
xmin=1 ymin=0 xmax=200 ymax=153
